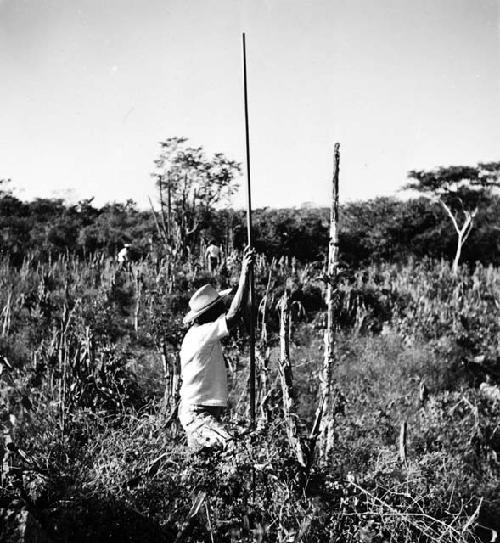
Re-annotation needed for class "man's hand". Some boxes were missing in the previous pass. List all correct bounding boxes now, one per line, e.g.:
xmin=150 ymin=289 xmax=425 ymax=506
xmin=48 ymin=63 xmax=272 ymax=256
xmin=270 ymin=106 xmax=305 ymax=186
xmin=242 ymin=245 xmax=256 ymax=273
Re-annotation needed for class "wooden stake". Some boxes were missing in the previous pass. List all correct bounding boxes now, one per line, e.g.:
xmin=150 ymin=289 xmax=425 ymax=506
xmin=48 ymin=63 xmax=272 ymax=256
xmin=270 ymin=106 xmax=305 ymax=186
xmin=399 ymin=420 xmax=408 ymax=465
xmin=317 ymin=143 xmax=341 ymax=462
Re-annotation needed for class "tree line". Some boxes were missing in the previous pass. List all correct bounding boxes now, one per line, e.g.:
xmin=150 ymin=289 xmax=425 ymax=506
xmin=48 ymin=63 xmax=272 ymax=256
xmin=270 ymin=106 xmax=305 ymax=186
xmin=1 ymin=186 xmax=500 ymax=268
xmin=2 ymin=138 xmax=499 ymax=268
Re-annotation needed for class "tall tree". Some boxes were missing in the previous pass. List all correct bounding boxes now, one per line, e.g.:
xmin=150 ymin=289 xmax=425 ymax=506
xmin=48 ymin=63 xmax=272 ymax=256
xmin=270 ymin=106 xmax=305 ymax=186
xmin=151 ymin=137 xmax=240 ymax=257
xmin=405 ymin=162 xmax=500 ymax=274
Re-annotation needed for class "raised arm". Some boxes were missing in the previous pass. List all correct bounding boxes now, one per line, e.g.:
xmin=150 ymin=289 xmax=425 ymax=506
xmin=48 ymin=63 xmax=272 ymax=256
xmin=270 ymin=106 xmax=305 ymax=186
xmin=226 ymin=246 xmax=255 ymax=330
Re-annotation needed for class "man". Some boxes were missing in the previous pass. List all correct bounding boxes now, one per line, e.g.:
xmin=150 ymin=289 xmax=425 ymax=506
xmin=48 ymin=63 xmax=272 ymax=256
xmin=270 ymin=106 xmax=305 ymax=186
xmin=178 ymin=245 xmax=255 ymax=451
xmin=205 ymin=240 xmax=222 ymax=273
xmin=117 ymin=243 xmax=131 ymax=265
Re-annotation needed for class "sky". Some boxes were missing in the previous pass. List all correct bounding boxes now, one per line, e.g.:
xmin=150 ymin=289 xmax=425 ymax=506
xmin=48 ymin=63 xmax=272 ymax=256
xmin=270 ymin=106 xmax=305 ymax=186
xmin=0 ymin=0 xmax=499 ymax=209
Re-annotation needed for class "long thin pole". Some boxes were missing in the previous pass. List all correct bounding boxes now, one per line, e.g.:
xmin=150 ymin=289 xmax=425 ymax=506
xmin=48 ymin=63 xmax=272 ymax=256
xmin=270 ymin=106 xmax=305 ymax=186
xmin=242 ymin=33 xmax=256 ymax=428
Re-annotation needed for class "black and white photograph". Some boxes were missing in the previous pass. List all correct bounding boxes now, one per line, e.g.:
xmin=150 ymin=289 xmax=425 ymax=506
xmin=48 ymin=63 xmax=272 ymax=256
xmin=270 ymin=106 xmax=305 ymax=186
xmin=1 ymin=1 xmax=499 ymax=541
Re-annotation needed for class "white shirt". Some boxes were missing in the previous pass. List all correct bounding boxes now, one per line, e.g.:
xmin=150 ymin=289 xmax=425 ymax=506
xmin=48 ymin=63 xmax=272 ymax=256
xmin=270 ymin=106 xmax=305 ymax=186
xmin=206 ymin=244 xmax=221 ymax=259
xmin=179 ymin=315 xmax=229 ymax=406
xmin=117 ymin=247 xmax=128 ymax=262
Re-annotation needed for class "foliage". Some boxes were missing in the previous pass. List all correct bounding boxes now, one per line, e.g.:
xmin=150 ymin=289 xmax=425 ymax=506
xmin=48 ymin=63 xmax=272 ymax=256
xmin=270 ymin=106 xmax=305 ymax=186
xmin=0 ymin=251 xmax=499 ymax=541
xmin=2 ymin=156 xmax=500 ymax=539
xmin=150 ymin=137 xmax=241 ymax=255
xmin=405 ymin=162 xmax=500 ymax=272
xmin=3 ymin=183 xmax=500 ymax=267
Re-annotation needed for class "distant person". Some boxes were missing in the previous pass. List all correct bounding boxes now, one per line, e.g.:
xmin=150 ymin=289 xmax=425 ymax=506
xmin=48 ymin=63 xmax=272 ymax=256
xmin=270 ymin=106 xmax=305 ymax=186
xmin=205 ymin=241 xmax=222 ymax=273
xmin=117 ymin=243 xmax=131 ymax=268
xmin=178 ymin=245 xmax=255 ymax=451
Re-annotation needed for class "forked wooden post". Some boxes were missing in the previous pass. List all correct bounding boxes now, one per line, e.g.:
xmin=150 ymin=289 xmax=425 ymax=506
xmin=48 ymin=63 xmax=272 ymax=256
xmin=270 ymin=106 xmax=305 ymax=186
xmin=317 ymin=142 xmax=341 ymax=462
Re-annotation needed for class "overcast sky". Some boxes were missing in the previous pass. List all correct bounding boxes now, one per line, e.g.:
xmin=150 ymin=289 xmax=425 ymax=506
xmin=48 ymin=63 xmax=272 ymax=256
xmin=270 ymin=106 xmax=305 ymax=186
xmin=0 ymin=0 xmax=499 ymax=209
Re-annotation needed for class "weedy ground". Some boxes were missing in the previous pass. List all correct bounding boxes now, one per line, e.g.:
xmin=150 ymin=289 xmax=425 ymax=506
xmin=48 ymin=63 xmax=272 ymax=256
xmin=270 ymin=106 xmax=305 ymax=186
xmin=1 ymin=255 xmax=499 ymax=542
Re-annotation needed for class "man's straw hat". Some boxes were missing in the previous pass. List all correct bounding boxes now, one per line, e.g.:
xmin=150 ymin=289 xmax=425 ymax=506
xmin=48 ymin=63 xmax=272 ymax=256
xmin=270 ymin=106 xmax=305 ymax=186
xmin=183 ymin=284 xmax=232 ymax=324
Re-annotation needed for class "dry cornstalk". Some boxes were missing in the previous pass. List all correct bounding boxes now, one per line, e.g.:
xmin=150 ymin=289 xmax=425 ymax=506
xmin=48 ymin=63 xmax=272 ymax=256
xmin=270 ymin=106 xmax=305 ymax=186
xmin=278 ymin=290 xmax=306 ymax=467
xmin=161 ymin=340 xmax=170 ymax=403
xmin=258 ymin=269 xmax=273 ymax=425
xmin=1 ymin=289 xmax=12 ymax=337
xmin=418 ymin=380 xmax=428 ymax=407
xmin=170 ymin=351 xmax=181 ymax=413
xmin=399 ymin=420 xmax=408 ymax=466
xmin=160 ymin=340 xmax=181 ymax=415
xmin=133 ymin=268 xmax=142 ymax=333
xmin=1 ymin=425 xmax=13 ymax=485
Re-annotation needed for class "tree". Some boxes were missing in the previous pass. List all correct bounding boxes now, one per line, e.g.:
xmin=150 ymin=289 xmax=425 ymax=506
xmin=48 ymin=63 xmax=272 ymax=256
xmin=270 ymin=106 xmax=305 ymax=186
xmin=151 ymin=137 xmax=240 ymax=257
xmin=405 ymin=162 xmax=500 ymax=274
xmin=341 ymin=197 xmax=404 ymax=263
xmin=0 ymin=179 xmax=31 ymax=266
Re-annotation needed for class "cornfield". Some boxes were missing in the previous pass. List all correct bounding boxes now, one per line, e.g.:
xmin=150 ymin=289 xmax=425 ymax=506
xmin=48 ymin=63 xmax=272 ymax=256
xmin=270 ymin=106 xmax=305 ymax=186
xmin=1 ymin=250 xmax=499 ymax=542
